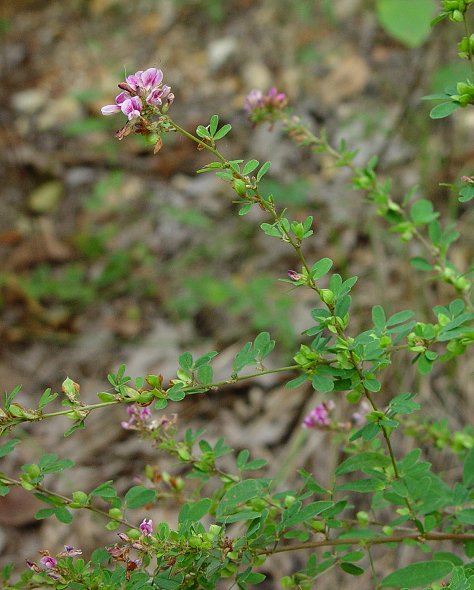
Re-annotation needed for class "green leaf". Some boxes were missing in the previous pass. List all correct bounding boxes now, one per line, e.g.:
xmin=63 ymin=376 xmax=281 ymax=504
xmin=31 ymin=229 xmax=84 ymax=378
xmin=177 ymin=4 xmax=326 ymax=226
xmin=237 ymin=449 xmax=250 ymax=469
xmin=216 ymin=479 xmax=270 ymax=519
xmin=193 ymin=351 xmax=218 ymax=368
xmin=213 ymin=123 xmax=232 ymax=140
xmin=179 ymin=498 xmax=212 ymax=523
xmin=196 ymin=125 xmax=210 ymax=139
xmin=430 ymin=101 xmax=461 ymax=119
xmin=311 ymin=258 xmax=333 ymax=280
xmin=256 ymin=161 xmax=271 ymax=181
xmin=54 ymin=506 xmax=73 ymax=524
xmin=311 ymin=374 xmax=334 ymax=393
xmin=456 ymin=509 xmax=474 ymax=525
xmin=260 ymin=222 xmax=281 ymax=237
xmin=124 ymin=485 xmax=156 ymax=509
xmin=410 ymin=257 xmax=433 ymax=271
xmin=243 ymin=572 xmax=266 ymax=584
xmin=376 ymin=0 xmax=435 ymax=48
xmin=39 ymin=454 xmax=74 ymax=473
xmin=282 ymin=501 xmax=334 ymax=527
xmin=239 ymin=203 xmax=252 ymax=215
xmin=285 ymin=374 xmax=308 ymax=389
xmin=35 ymin=507 xmax=56 ymax=520
xmin=38 ymin=388 xmax=58 ymax=410
xmin=363 ymin=378 xmax=381 ymax=392
xmin=243 ymin=159 xmax=259 ymax=175
xmin=196 ymin=364 xmax=213 ymax=386
xmin=372 ymin=305 xmax=386 ymax=330
xmin=167 ymin=388 xmax=185 ymax=402
xmin=209 ymin=114 xmax=219 ymax=136
xmin=336 ymin=452 xmax=391 ymax=476
xmin=380 ymin=560 xmax=453 ymax=588
xmin=178 ymin=352 xmax=193 ymax=370
xmin=410 ymin=199 xmax=438 ymax=225
xmin=340 ymin=562 xmax=365 ymax=576
xmin=459 ymin=185 xmax=474 ymax=203
xmin=0 ymin=439 xmax=20 ymax=458
xmin=464 ymin=447 xmax=474 ymax=487
xmin=90 ymin=481 xmax=117 ymax=498
xmin=64 ymin=420 xmax=86 ymax=437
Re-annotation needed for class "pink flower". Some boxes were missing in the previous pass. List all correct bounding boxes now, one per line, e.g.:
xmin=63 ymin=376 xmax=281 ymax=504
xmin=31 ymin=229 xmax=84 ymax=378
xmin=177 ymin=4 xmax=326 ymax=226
xmin=141 ymin=67 xmax=163 ymax=90
xmin=244 ymin=89 xmax=264 ymax=113
xmin=139 ymin=517 xmax=153 ymax=536
xmin=40 ymin=556 xmax=58 ymax=569
xmin=120 ymin=96 xmax=143 ymax=120
xmin=121 ymin=404 xmax=153 ymax=430
xmin=303 ymin=402 xmax=334 ymax=429
xmin=62 ymin=545 xmax=82 ymax=557
xmin=288 ymin=270 xmax=303 ymax=281
xmin=101 ymin=66 xmax=173 ymax=119
xmin=244 ymin=87 xmax=288 ymax=115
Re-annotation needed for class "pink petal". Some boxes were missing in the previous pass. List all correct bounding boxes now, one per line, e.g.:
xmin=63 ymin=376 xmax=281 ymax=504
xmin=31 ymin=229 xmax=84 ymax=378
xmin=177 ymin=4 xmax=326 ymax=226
xmin=101 ymin=104 xmax=121 ymax=115
xmin=141 ymin=67 xmax=163 ymax=89
xmin=115 ymin=92 xmax=129 ymax=105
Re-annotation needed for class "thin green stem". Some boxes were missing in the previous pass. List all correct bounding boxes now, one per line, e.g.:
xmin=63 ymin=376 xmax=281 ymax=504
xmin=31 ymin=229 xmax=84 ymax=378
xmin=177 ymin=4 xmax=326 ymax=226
xmin=1 ymin=474 xmax=136 ymax=530
xmin=264 ymin=532 xmax=474 ymax=555
xmin=2 ymin=366 xmax=300 ymax=430
xmin=464 ymin=15 xmax=474 ymax=79
xmin=165 ymin=118 xmax=410 ymax=504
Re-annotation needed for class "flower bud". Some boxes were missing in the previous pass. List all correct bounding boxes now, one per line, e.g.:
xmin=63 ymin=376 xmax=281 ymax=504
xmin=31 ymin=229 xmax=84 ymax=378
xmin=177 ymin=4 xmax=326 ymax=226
xmin=320 ymin=289 xmax=334 ymax=305
xmin=233 ymin=179 xmax=247 ymax=196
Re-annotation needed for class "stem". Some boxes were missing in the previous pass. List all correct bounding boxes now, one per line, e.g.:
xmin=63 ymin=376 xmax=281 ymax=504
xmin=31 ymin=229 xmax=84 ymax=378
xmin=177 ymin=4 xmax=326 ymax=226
xmin=278 ymin=112 xmax=474 ymax=311
xmin=1 ymin=474 xmax=136 ymax=530
xmin=263 ymin=532 xmax=474 ymax=555
xmin=165 ymin=117 xmax=411 ymax=506
xmin=464 ymin=15 xmax=474 ymax=79
xmin=3 ymin=366 xmax=300 ymax=428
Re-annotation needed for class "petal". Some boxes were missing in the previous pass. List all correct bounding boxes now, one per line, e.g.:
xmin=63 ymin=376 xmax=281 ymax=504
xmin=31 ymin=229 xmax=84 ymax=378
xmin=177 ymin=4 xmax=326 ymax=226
xmin=146 ymin=89 xmax=162 ymax=105
xmin=101 ymin=104 xmax=121 ymax=115
xmin=115 ymin=92 xmax=129 ymax=105
xmin=141 ymin=67 xmax=163 ymax=89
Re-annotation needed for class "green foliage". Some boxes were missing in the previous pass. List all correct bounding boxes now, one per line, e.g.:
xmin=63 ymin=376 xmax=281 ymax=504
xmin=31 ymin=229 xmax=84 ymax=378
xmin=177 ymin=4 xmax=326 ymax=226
xmin=376 ymin=0 xmax=436 ymax=48
xmin=2 ymin=5 xmax=474 ymax=589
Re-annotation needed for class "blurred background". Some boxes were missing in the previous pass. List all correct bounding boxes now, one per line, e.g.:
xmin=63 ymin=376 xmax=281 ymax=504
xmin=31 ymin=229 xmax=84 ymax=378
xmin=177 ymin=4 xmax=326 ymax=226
xmin=1 ymin=0 xmax=474 ymax=587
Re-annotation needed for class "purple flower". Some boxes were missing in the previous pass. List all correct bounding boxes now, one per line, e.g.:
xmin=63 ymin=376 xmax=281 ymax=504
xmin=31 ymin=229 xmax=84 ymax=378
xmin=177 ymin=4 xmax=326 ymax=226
xmin=121 ymin=404 xmax=153 ymax=430
xmin=139 ymin=517 xmax=153 ymax=536
xmin=101 ymin=66 xmax=173 ymax=120
xmin=120 ymin=96 xmax=143 ymax=120
xmin=244 ymin=87 xmax=288 ymax=116
xmin=138 ymin=406 xmax=151 ymax=420
xmin=141 ymin=67 xmax=164 ymax=91
xmin=303 ymin=402 xmax=334 ymax=429
xmin=244 ymin=89 xmax=264 ymax=113
xmin=288 ymin=270 xmax=303 ymax=281
xmin=40 ymin=556 xmax=58 ymax=569
xmin=62 ymin=545 xmax=82 ymax=557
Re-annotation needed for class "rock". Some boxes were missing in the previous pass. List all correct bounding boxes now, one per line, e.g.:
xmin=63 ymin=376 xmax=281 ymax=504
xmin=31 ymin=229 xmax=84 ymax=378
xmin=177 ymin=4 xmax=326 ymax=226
xmin=241 ymin=62 xmax=273 ymax=92
xmin=207 ymin=37 xmax=238 ymax=70
xmin=11 ymin=89 xmax=47 ymax=114
xmin=28 ymin=180 xmax=64 ymax=214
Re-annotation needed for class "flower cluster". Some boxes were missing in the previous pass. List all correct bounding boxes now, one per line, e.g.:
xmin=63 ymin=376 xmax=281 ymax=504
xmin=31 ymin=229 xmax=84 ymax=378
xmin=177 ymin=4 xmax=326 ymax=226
xmin=101 ymin=67 xmax=174 ymax=121
xmin=121 ymin=404 xmax=153 ymax=431
xmin=244 ymin=87 xmax=288 ymax=122
xmin=302 ymin=401 xmax=335 ymax=429
xmin=26 ymin=546 xmax=82 ymax=581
